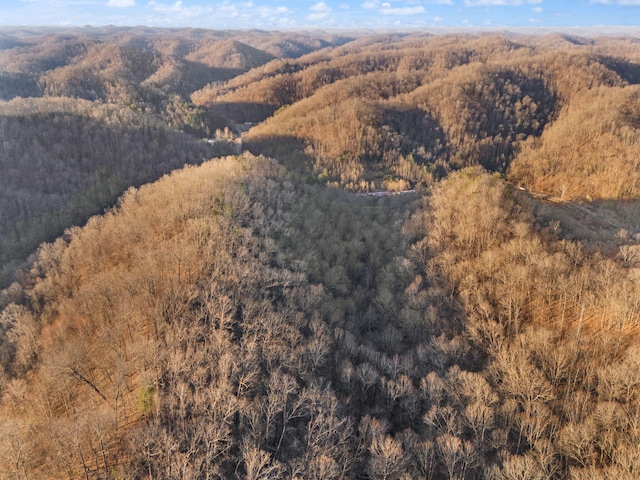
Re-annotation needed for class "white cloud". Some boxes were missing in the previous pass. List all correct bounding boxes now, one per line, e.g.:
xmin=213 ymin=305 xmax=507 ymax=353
xmin=148 ymin=0 xmax=178 ymax=13
xmin=308 ymin=1 xmax=332 ymax=20
xmin=380 ymin=4 xmax=426 ymax=14
xmin=148 ymin=0 xmax=212 ymax=17
xmin=218 ymin=1 xmax=240 ymax=17
xmin=216 ymin=0 xmax=254 ymax=18
xmin=529 ymin=16 xmax=540 ymax=22
xmin=531 ymin=6 xmax=543 ymax=12
xmin=107 ymin=0 xmax=135 ymax=7
xmin=155 ymin=0 xmax=288 ymax=28
xmin=361 ymin=0 xmax=427 ymax=15
xmin=311 ymin=1 xmax=331 ymax=10
xmin=361 ymin=0 xmax=380 ymax=9
xmin=465 ymin=0 xmax=541 ymax=5
xmin=184 ymin=1 xmax=291 ymax=26
xmin=433 ymin=15 xmax=443 ymax=20
xmin=257 ymin=5 xmax=294 ymax=26
xmin=592 ymin=0 xmax=640 ymax=3
xmin=257 ymin=4 xmax=290 ymax=18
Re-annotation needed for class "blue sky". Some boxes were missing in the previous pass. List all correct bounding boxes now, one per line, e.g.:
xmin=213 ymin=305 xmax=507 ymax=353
xmin=1 ymin=0 xmax=640 ymax=29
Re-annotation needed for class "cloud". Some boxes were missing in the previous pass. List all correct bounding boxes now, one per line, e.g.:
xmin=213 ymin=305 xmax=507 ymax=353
xmin=381 ymin=4 xmax=426 ymax=14
xmin=362 ymin=0 xmax=427 ymax=15
xmin=208 ymin=1 xmax=292 ymax=27
xmin=308 ymin=1 xmax=332 ymax=20
xmin=361 ymin=0 xmax=380 ymax=9
xmin=107 ymin=0 xmax=135 ymax=6
xmin=531 ymin=6 xmax=543 ymax=12
xmin=148 ymin=0 xmax=212 ymax=17
xmin=216 ymin=0 xmax=255 ymax=18
xmin=465 ymin=0 xmax=541 ymax=5
xmin=257 ymin=4 xmax=290 ymax=18
xmin=592 ymin=0 xmax=640 ymax=3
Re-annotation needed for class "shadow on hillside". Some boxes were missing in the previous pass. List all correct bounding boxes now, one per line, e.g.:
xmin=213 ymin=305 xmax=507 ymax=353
xmin=0 ymin=104 xmax=211 ymax=289
xmin=465 ymin=71 xmax=557 ymax=173
xmin=599 ymin=56 xmax=640 ymax=85
xmin=166 ymin=62 xmax=245 ymax=97
xmin=208 ymin=101 xmax=277 ymax=124
xmin=243 ymin=134 xmax=315 ymax=177
xmin=380 ymin=106 xmax=448 ymax=162
xmin=0 ymin=72 xmax=41 ymax=99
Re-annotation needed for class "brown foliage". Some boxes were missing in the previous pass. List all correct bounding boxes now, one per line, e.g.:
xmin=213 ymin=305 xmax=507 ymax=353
xmin=3 ymin=29 xmax=640 ymax=480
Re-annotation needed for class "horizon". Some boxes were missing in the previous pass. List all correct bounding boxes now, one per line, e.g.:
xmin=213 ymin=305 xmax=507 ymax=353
xmin=2 ymin=1 xmax=640 ymax=31
xmin=4 ymin=24 xmax=640 ymax=40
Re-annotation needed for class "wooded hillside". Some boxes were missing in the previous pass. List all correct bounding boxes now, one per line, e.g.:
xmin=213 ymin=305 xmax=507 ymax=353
xmin=194 ymin=33 xmax=640 ymax=195
xmin=2 ymin=28 xmax=640 ymax=479
xmin=0 ymin=28 xmax=350 ymax=135
xmin=3 ymin=155 xmax=640 ymax=479
xmin=0 ymin=28 xmax=349 ymax=286
xmin=0 ymin=97 xmax=212 ymax=287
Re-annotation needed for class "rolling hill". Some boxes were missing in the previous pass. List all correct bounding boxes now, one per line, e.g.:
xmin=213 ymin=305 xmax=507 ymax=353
xmin=192 ymin=33 xmax=640 ymax=196
xmin=0 ymin=96 xmax=212 ymax=286
xmin=2 ymin=28 xmax=640 ymax=479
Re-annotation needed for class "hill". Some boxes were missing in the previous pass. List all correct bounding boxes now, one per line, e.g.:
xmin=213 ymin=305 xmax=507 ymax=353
xmin=2 ymin=29 xmax=640 ymax=479
xmin=192 ymin=33 xmax=640 ymax=195
xmin=509 ymin=85 xmax=640 ymax=200
xmin=2 ymin=155 xmax=640 ymax=478
xmin=0 ymin=96 xmax=212 ymax=287
xmin=0 ymin=28 xmax=351 ymax=134
xmin=0 ymin=27 xmax=351 ymax=285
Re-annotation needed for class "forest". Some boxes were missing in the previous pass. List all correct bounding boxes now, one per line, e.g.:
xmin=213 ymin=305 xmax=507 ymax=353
xmin=1 ymin=27 xmax=640 ymax=479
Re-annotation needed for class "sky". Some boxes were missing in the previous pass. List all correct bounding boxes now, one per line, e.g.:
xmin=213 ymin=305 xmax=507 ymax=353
xmin=1 ymin=0 xmax=640 ymax=30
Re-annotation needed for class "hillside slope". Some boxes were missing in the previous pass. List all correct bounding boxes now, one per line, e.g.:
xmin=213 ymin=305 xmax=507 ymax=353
xmin=2 ymin=156 xmax=640 ymax=478
xmin=0 ymin=28 xmax=351 ymax=135
xmin=509 ymin=85 xmax=640 ymax=200
xmin=0 ymin=97 xmax=211 ymax=286
xmin=194 ymin=33 xmax=638 ymax=193
xmin=2 ymin=30 xmax=640 ymax=479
